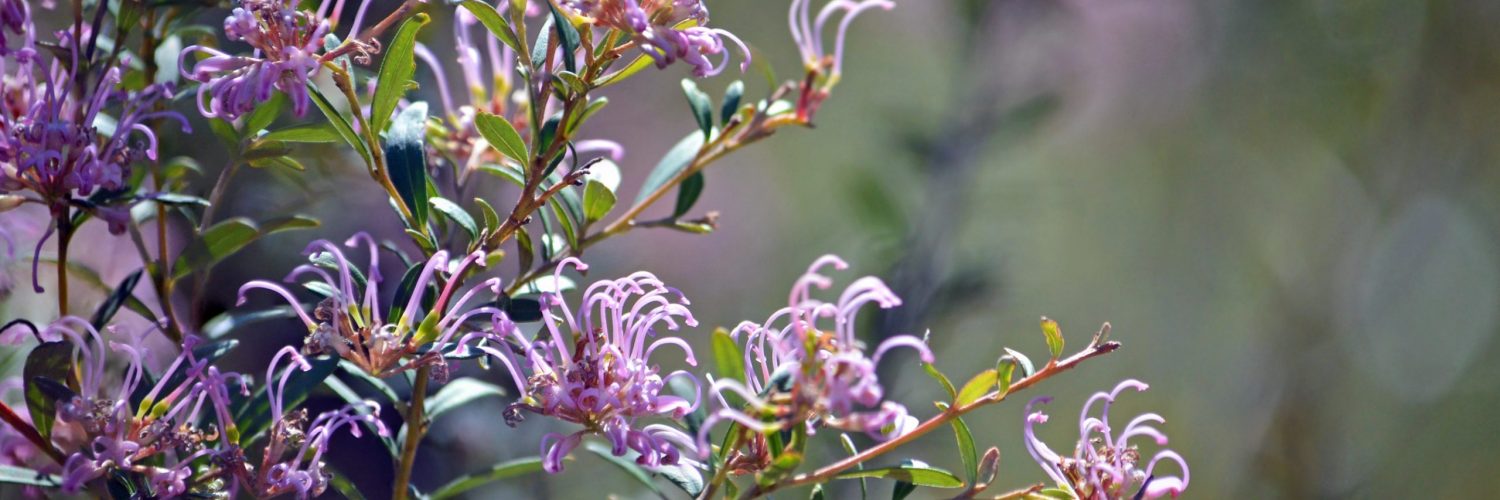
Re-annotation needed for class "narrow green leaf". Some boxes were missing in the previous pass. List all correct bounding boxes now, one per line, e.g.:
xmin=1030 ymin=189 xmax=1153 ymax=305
xmin=530 ymin=17 xmax=552 ymax=70
xmin=307 ymin=84 xmax=370 ymax=163
xmin=371 ymin=13 xmax=430 ymax=133
xmin=475 ymin=197 xmax=501 ymax=232
xmin=459 ymin=0 xmax=523 ymax=55
xmin=1041 ymin=316 xmax=1064 ymax=360
xmin=0 ymin=464 xmax=61 ymax=487
xmin=261 ymin=123 xmax=341 ymax=143
xmin=582 ymin=180 xmax=616 ymax=223
xmin=635 ymin=132 xmax=706 ymax=205
xmin=260 ymin=214 xmax=321 ymax=235
xmin=711 ymin=327 xmax=746 ymax=384
xmin=585 ymin=441 xmax=665 ymax=496
xmin=426 ymin=378 xmax=506 ymax=421
xmin=429 ymin=457 xmax=545 ymax=500
xmin=548 ymin=3 xmax=581 ymax=73
xmin=1004 ymin=348 xmax=1036 ymax=378
xmin=172 ymin=217 xmax=259 ymax=280
xmin=474 ymin=112 xmax=529 ymax=164
xmin=203 ymin=305 xmax=305 ymax=339
xmin=673 ymin=172 xmax=704 ymax=218
xmin=834 ymin=464 xmax=963 ymax=488
xmin=951 ymin=417 xmax=978 ymax=485
xmin=840 ymin=434 xmax=868 ymax=499
xmin=921 ymin=362 xmax=957 ymax=401
xmin=996 ymin=356 xmax=1017 ymax=395
xmin=23 ymin=342 xmax=74 ymax=440
xmin=92 ymin=269 xmax=143 ymax=329
xmin=243 ymin=92 xmax=287 ymax=135
xmin=384 ymin=102 xmax=431 ymax=226
xmin=430 ymin=197 xmax=479 ymax=241
xmin=478 ymin=163 xmax=527 ymax=187
xmin=326 ymin=468 xmax=368 ymax=500
xmin=955 ymin=369 xmax=998 ymax=407
xmin=721 ymin=80 xmax=744 ymax=124
xmin=680 ymin=79 xmax=713 ymax=138
xmin=595 ymin=52 xmax=654 ymax=88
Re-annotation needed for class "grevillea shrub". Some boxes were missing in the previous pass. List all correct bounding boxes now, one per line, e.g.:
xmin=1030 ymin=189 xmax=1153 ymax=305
xmin=0 ymin=0 xmax=1186 ymax=498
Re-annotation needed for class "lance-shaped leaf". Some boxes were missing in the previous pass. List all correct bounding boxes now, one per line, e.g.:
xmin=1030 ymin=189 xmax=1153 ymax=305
xmin=459 ymin=0 xmax=523 ymax=55
xmin=722 ymin=80 xmax=744 ymax=124
xmin=172 ymin=218 xmax=259 ymax=280
xmin=385 ymin=102 xmax=431 ymax=227
xmin=371 ymin=13 xmax=430 ymax=133
xmin=955 ymin=369 xmax=998 ymax=407
xmin=0 ymin=465 xmax=61 ymax=487
xmin=23 ymin=342 xmax=74 ymax=440
xmin=425 ymin=378 xmax=506 ymax=421
xmin=261 ymin=123 xmax=342 ymax=143
xmin=711 ymin=327 xmax=746 ymax=384
xmin=673 ymin=172 xmax=704 ymax=218
xmin=429 ymin=457 xmax=545 ymax=500
xmin=833 ymin=462 xmax=963 ymax=489
xmin=431 ymin=197 xmax=479 ymax=241
xmin=636 ymin=132 xmax=706 ymax=205
xmin=1040 ymin=316 xmax=1064 ymax=361
xmin=548 ymin=2 xmax=581 ymax=73
xmin=92 ymin=269 xmax=143 ymax=329
xmin=475 ymin=112 xmax=529 ymax=165
xmin=680 ymin=79 xmax=713 ymax=138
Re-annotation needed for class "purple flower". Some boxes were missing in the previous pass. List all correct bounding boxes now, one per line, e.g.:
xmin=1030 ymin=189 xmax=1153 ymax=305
xmin=43 ymin=317 xmax=247 ymax=495
xmin=788 ymin=0 xmax=892 ymax=120
xmin=463 ymin=258 xmax=701 ymax=473
xmin=698 ymin=255 xmax=932 ymax=462
xmin=0 ymin=0 xmax=31 ymax=56
xmin=1024 ymin=380 xmax=1190 ymax=499
xmin=237 ymin=233 xmax=501 ymax=377
xmin=229 ymin=347 xmax=387 ymax=499
xmin=563 ymin=0 xmax=750 ymax=77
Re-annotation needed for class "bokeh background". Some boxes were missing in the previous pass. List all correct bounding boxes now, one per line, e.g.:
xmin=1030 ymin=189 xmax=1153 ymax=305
xmin=8 ymin=0 xmax=1500 ymax=498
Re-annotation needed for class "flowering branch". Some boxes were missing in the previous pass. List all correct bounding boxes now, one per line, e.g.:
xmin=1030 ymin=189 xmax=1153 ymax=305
xmin=743 ymin=340 xmax=1122 ymax=498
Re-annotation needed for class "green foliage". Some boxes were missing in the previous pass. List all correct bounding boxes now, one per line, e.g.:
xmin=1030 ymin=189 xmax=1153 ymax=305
xmin=371 ymin=14 xmax=429 ymax=133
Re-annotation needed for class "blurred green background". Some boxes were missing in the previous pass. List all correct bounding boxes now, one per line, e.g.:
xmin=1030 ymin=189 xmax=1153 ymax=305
xmin=11 ymin=0 xmax=1500 ymax=498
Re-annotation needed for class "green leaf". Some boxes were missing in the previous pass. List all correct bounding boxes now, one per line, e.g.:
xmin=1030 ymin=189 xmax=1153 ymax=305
xmin=474 ymin=112 xmax=529 ymax=165
xmin=635 ymin=132 xmax=705 ymax=205
xmin=172 ymin=217 xmax=259 ymax=280
xmin=459 ymin=0 xmax=523 ymax=55
xmin=429 ymin=457 xmax=545 ymax=500
xmin=426 ymin=378 xmax=506 ymax=421
xmin=595 ymin=52 xmax=654 ymax=88
xmin=229 ymin=355 xmax=339 ymax=445
xmin=0 ymin=464 xmax=61 ymax=487
xmin=1004 ymin=348 xmax=1036 ymax=378
xmin=475 ymin=197 xmax=501 ymax=233
xmin=951 ymin=417 xmax=978 ymax=485
xmin=261 ymin=123 xmax=342 ymax=143
xmin=996 ymin=356 xmax=1017 ymax=395
xmin=1041 ymin=317 xmax=1064 ymax=360
xmin=478 ymin=163 xmax=527 ymax=187
xmin=680 ymin=79 xmax=714 ymax=138
xmin=326 ymin=468 xmax=368 ymax=500
xmin=430 ymin=197 xmax=479 ymax=241
xmin=582 ymin=180 xmax=616 ymax=223
xmin=955 ymin=369 xmax=998 ymax=407
xmin=150 ymin=193 xmax=210 ymax=207
xmin=242 ymin=140 xmax=294 ymax=161
xmin=203 ymin=305 xmax=305 ymax=338
xmin=1035 ymin=488 xmax=1075 ymax=499
xmin=921 ymin=362 xmax=957 ymax=401
xmin=260 ymin=214 xmax=321 ymax=235
xmin=339 ymin=360 xmax=401 ymax=406
xmin=243 ymin=92 xmax=286 ymax=135
xmin=840 ymin=434 xmax=868 ymax=499
xmin=530 ymin=17 xmax=552 ymax=70
xmin=722 ymin=80 xmax=744 ymax=124
xmin=371 ymin=13 xmax=430 ymax=133
xmin=585 ymin=441 xmax=665 ymax=496
xmin=548 ymin=2 xmax=581 ymax=73
xmin=92 ymin=269 xmax=143 ymax=329
xmin=209 ymin=117 xmax=239 ymax=151
xmin=307 ymin=84 xmax=370 ymax=163
xmin=384 ymin=102 xmax=431 ymax=227
xmin=834 ymin=464 xmax=963 ymax=489
xmin=654 ymin=458 xmax=705 ymax=497
xmin=23 ymin=342 xmax=74 ymax=440
xmin=711 ymin=327 xmax=746 ymax=385
xmin=673 ymin=172 xmax=704 ymax=218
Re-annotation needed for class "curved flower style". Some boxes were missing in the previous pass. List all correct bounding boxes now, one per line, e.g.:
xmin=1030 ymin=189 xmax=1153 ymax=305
xmin=789 ymin=0 xmax=892 ymax=119
xmin=44 ymin=317 xmax=247 ymax=496
xmin=464 ymin=258 xmax=701 ymax=473
xmin=698 ymin=255 xmax=932 ymax=464
xmin=563 ymin=0 xmax=750 ymax=77
xmin=237 ymin=233 xmax=501 ymax=378
xmin=182 ymin=0 xmax=385 ymax=119
xmin=222 ymin=347 xmax=387 ymax=498
xmin=1024 ymin=380 xmax=1190 ymax=499
xmin=0 ymin=0 xmax=30 ymax=56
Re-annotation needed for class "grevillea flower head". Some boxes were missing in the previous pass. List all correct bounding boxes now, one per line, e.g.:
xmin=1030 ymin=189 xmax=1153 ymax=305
xmin=563 ymin=0 xmax=750 ymax=77
xmin=237 ymin=233 xmax=501 ymax=378
xmin=789 ymin=0 xmax=892 ymax=119
xmin=463 ymin=258 xmax=701 ymax=473
xmin=223 ymin=346 xmax=387 ymax=498
xmin=698 ymin=255 xmax=932 ymax=464
xmin=1024 ymin=379 xmax=1190 ymax=499
xmin=43 ymin=317 xmax=247 ymax=496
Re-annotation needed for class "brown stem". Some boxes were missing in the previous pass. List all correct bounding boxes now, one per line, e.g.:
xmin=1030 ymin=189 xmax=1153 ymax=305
xmin=320 ymin=0 xmax=424 ymax=63
xmin=742 ymin=341 xmax=1122 ymax=498
xmin=0 ymin=400 xmax=65 ymax=464
xmin=392 ymin=366 xmax=431 ymax=500
xmin=55 ymin=218 xmax=70 ymax=316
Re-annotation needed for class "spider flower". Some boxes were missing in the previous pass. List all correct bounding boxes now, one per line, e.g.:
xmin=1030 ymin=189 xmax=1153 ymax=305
xmin=1024 ymin=380 xmax=1190 ymax=499
xmin=43 ymin=318 xmax=247 ymax=496
xmin=182 ymin=0 xmax=387 ymax=119
xmin=563 ymin=0 xmax=749 ymax=77
xmin=463 ymin=258 xmax=701 ymax=473
xmin=237 ymin=233 xmax=501 ymax=378
xmin=788 ymin=0 xmax=892 ymax=119
xmin=223 ymin=347 xmax=387 ymax=498
xmin=697 ymin=255 xmax=932 ymax=462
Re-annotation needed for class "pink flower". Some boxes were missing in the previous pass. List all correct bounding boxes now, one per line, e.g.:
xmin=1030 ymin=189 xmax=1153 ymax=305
xmin=1024 ymin=380 xmax=1190 ymax=499
xmin=563 ymin=0 xmax=750 ymax=77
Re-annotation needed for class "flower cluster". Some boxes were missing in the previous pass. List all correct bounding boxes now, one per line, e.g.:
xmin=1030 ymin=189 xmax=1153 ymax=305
xmin=183 ymin=0 xmax=330 ymax=119
xmin=699 ymin=255 xmax=932 ymax=467
xmin=43 ymin=318 xmax=246 ymax=496
xmin=466 ymin=258 xmax=701 ymax=473
xmin=563 ymin=0 xmax=749 ymax=77
xmin=1024 ymin=379 xmax=1190 ymax=499
xmin=238 ymin=233 xmax=501 ymax=378
xmin=789 ymin=0 xmax=892 ymax=120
